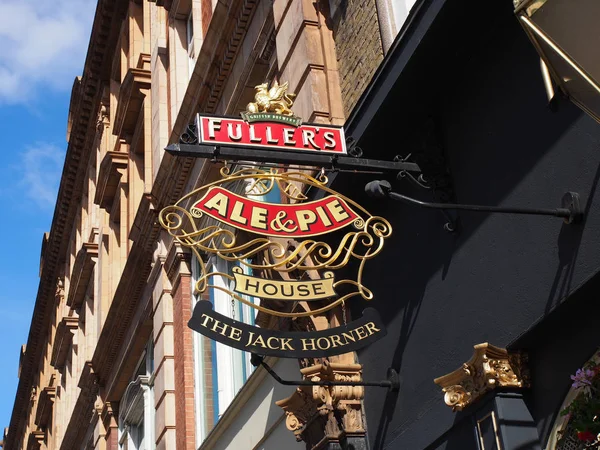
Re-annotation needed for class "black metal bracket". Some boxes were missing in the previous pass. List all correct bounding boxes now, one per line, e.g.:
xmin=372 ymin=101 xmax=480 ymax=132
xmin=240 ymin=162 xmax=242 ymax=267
xmin=250 ymin=354 xmax=400 ymax=391
xmin=165 ymin=143 xmax=422 ymax=175
xmin=365 ymin=180 xmax=583 ymax=229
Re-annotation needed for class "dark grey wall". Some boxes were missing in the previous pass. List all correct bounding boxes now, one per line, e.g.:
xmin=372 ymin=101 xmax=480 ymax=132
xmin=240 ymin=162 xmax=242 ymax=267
xmin=335 ymin=0 xmax=600 ymax=448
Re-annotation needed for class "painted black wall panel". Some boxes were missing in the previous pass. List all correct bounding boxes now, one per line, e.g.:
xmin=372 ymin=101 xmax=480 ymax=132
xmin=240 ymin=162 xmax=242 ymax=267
xmin=335 ymin=0 xmax=600 ymax=448
xmin=421 ymin=415 xmax=479 ymax=450
xmin=511 ymin=270 xmax=600 ymax=445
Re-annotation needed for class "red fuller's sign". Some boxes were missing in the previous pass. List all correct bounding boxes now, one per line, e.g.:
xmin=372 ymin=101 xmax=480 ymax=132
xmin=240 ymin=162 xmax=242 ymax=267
xmin=198 ymin=115 xmax=347 ymax=155
xmin=192 ymin=186 xmax=359 ymax=237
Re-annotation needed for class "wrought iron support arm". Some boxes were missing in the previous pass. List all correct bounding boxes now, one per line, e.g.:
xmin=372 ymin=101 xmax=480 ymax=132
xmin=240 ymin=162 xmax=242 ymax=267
xmin=365 ymin=180 xmax=583 ymax=225
xmin=165 ymin=143 xmax=421 ymax=175
xmin=250 ymin=354 xmax=400 ymax=391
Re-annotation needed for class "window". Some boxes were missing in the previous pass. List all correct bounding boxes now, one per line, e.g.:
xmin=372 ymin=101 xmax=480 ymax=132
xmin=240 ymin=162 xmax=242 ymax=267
xmin=118 ymin=340 xmax=154 ymax=450
xmin=192 ymin=256 xmax=258 ymax=445
xmin=391 ymin=0 xmax=418 ymax=36
xmin=191 ymin=172 xmax=282 ymax=446
xmin=210 ymin=258 xmax=256 ymax=417
xmin=186 ymin=10 xmax=195 ymax=78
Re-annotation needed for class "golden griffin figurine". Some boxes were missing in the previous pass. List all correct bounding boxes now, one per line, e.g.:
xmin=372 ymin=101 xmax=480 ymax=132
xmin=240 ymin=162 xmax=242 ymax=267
xmin=246 ymin=80 xmax=297 ymax=116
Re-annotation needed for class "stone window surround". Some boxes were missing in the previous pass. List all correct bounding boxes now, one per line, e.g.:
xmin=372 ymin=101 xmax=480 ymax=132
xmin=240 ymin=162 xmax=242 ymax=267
xmin=118 ymin=341 xmax=155 ymax=450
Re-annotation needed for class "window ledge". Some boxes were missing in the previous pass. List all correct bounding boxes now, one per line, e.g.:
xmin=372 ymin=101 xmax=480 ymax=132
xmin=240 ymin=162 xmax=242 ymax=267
xmin=34 ymin=385 xmax=56 ymax=428
xmin=50 ymin=316 xmax=79 ymax=369
xmin=113 ymin=63 xmax=151 ymax=138
xmin=94 ymin=147 xmax=129 ymax=211
xmin=26 ymin=430 xmax=45 ymax=450
xmin=66 ymin=242 xmax=98 ymax=309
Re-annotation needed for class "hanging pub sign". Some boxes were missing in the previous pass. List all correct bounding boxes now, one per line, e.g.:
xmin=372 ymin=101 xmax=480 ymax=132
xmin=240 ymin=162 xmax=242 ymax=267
xmin=159 ymin=81 xmax=390 ymax=358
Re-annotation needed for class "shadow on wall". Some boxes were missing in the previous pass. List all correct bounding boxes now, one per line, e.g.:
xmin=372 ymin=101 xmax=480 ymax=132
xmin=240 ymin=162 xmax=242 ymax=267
xmin=427 ymin=411 xmax=479 ymax=450
xmin=339 ymin=176 xmax=459 ymax=450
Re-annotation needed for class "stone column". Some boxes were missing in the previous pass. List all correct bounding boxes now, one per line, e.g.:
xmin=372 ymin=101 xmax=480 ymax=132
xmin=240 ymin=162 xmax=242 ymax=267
xmin=92 ymin=400 xmax=106 ymax=450
xmin=152 ymin=254 xmax=177 ymax=450
xmin=101 ymin=403 xmax=118 ymax=450
xmin=165 ymin=243 xmax=196 ymax=450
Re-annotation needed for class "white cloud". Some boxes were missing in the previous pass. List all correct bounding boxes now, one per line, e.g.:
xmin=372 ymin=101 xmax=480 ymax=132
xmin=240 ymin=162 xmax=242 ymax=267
xmin=19 ymin=143 xmax=65 ymax=208
xmin=0 ymin=0 xmax=96 ymax=103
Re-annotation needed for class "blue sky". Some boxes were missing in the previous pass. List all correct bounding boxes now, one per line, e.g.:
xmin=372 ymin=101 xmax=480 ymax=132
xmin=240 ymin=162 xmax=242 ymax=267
xmin=0 ymin=0 xmax=96 ymax=431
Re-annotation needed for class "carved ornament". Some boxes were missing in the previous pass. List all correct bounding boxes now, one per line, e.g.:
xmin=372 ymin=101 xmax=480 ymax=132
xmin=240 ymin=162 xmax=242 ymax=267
xmin=165 ymin=242 xmax=191 ymax=290
xmin=26 ymin=430 xmax=45 ymax=450
xmin=101 ymin=401 xmax=118 ymax=432
xmin=434 ymin=343 xmax=529 ymax=411
xmin=276 ymin=360 xmax=365 ymax=444
xmin=245 ymin=80 xmax=297 ymax=118
xmin=55 ymin=277 xmax=65 ymax=305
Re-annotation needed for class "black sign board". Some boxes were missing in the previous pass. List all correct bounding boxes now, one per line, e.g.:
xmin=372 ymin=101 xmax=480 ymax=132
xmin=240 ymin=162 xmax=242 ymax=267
xmin=189 ymin=301 xmax=387 ymax=358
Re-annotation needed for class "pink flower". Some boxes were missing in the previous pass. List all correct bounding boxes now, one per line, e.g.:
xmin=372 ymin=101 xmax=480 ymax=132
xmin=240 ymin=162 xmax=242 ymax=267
xmin=571 ymin=369 xmax=596 ymax=389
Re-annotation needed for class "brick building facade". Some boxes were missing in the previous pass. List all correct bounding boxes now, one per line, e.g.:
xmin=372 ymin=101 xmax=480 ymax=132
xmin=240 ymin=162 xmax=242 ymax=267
xmin=4 ymin=0 xmax=418 ymax=449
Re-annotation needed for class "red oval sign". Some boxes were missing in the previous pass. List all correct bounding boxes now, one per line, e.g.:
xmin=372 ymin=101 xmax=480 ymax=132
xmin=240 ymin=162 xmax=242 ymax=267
xmin=192 ymin=186 xmax=360 ymax=237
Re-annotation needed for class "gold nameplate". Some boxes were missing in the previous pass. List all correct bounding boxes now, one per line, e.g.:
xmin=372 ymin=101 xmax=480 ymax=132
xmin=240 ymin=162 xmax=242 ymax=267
xmin=232 ymin=268 xmax=336 ymax=300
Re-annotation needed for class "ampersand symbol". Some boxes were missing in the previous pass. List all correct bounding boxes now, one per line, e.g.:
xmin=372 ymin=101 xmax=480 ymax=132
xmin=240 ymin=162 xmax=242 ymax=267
xmin=270 ymin=210 xmax=298 ymax=233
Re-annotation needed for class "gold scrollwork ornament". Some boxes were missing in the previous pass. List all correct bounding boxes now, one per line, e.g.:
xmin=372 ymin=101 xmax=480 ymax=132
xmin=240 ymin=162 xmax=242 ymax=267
xmin=159 ymin=169 xmax=392 ymax=318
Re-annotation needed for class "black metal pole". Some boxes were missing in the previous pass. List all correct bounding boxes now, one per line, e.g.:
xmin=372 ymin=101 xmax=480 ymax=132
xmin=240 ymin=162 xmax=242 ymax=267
xmin=250 ymin=354 xmax=400 ymax=390
xmin=166 ymin=143 xmax=421 ymax=174
xmin=389 ymin=191 xmax=572 ymax=218
xmin=365 ymin=180 xmax=582 ymax=224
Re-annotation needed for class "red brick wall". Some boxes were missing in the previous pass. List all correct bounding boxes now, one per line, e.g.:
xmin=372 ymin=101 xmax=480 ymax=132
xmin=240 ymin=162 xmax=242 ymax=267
xmin=173 ymin=274 xmax=196 ymax=450
xmin=201 ymin=333 xmax=215 ymax=433
xmin=201 ymin=0 xmax=213 ymax=37
xmin=105 ymin=424 xmax=119 ymax=450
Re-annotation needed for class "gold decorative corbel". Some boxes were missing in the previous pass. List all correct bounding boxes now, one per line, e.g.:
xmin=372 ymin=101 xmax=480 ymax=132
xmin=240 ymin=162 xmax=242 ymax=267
xmin=433 ymin=343 xmax=529 ymax=411
xmin=276 ymin=360 xmax=366 ymax=444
